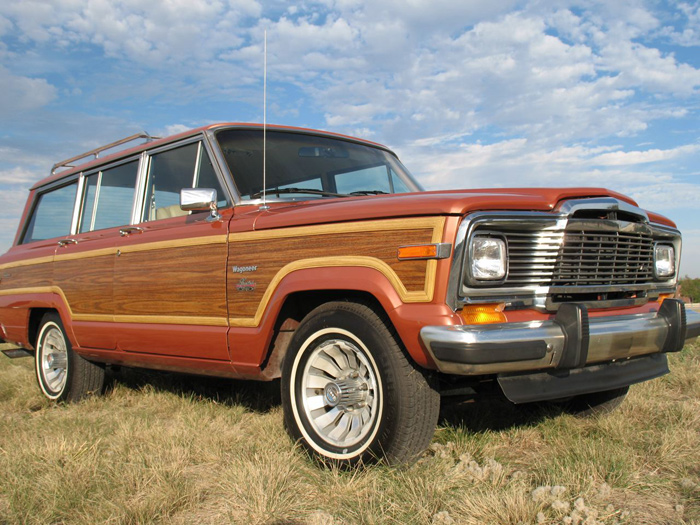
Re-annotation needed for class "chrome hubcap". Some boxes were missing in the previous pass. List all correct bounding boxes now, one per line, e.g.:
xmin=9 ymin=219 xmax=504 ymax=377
xmin=40 ymin=327 xmax=68 ymax=394
xmin=301 ymin=339 xmax=379 ymax=448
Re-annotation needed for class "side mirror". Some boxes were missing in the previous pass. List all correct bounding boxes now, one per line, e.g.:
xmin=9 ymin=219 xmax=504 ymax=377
xmin=180 ymin=188 xmax=221 ymax=222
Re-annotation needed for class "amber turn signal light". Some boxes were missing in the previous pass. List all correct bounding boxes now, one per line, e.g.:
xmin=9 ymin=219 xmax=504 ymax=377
xmin=397 ymin=243 xmax=451 ymax=260
xmin=459 ymin=303 xmax=507 ymax=325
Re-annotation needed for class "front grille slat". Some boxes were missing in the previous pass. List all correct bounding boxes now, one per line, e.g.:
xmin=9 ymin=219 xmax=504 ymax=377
xmin=500 ymin=228 xmax=655 ymax=286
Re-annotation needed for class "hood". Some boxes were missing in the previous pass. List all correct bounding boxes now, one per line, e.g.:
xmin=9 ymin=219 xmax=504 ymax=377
xmin=235 ymin=187 xmax=675 ymax=231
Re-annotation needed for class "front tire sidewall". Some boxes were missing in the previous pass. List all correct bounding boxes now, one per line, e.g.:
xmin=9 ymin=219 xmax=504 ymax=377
xmin=35 ymin=319 xmax=71 ymax=401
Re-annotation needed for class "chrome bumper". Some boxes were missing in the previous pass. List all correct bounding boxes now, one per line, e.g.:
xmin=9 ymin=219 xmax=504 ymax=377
xmin=420 ymin=299 xmax=700 ymax=376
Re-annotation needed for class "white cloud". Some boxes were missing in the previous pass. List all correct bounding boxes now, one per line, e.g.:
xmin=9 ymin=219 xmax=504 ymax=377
xmin=401 ymin=138 xmax=700 ymax=214
xmin=0 ymin=65 xmax=56 ymax=117
xmin=660 ymin=2 xmax=700 ymax=46
xmin=0 ymin=0 xmax=262 ymax=63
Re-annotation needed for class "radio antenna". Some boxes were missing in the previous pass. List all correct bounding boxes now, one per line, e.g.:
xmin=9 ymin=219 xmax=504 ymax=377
xmin=260 ymin=29 xmax=270 ymax=211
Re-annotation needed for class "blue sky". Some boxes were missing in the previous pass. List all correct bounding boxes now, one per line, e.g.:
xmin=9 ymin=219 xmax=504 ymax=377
xmin=1 ymin=0 xmax=699 ymax=277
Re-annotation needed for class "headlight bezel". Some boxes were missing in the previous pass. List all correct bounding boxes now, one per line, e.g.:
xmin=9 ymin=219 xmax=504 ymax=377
xmin=467 ymin=233 xmax=508 ymax=286
xmin=653 ymin=243 xmax=676 ymax=280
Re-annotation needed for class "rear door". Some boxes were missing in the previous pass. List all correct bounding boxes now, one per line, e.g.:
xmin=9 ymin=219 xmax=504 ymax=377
xmin=53 ymin=158 xmax=140 ymax=349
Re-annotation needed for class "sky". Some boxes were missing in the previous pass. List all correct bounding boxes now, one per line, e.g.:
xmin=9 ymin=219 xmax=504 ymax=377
xmin=0 ymin=0 xmax=699 ymax=277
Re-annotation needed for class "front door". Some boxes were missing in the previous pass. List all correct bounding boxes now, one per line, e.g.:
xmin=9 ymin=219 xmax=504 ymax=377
xmin=113 ymin=138 xmax=232 ymax=361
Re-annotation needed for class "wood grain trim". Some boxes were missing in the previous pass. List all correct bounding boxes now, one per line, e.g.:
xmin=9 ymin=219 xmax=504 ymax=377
xmin=0 ymin=286 xmax=228 ymax=327
xmin=0 ymin=256 xmax=54 ymax=271
xmin=0 ymin=234 xmax=229 ymax=269
xmin=229 ymin=217 xmax=445 ymax=243
xmin=55 ymin=248 xmax=118 ymax=262
xmin=228 ymin=254 xmax=437 ymax=327
xmin=118 ymin=234 xmax=227 ymax=255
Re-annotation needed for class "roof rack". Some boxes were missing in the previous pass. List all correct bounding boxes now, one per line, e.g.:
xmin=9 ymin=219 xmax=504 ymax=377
xmin=51 ymin=132 xmax=161 ymax=175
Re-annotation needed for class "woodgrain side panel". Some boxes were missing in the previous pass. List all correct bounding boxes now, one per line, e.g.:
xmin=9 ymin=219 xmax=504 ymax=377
xmin=227 ymin=217 xmax=445 ymax=325
xmin=0 ymin=262 xmax=52 ymax=292
xmin=54 ymin=256 xmax=114 ymax=315
xmin=114 ymin=243 xmax=228 ymax=318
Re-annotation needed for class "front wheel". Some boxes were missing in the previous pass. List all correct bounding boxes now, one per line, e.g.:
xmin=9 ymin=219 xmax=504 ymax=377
xmin=35 ymin=313 xmax=105 ymax=402
xmin=281 ymin=301 xmax=440 ymax=465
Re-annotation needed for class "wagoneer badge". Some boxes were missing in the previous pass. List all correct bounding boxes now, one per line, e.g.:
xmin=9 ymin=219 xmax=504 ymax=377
xmin=232 ymin=265 xmax=258 ymax=273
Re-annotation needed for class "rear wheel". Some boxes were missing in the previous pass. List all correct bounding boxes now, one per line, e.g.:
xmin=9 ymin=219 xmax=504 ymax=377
xmin=35 ymin=313 xmax=105 ymax=402
xmin=281 ymin=301 xmax=440 ymax=465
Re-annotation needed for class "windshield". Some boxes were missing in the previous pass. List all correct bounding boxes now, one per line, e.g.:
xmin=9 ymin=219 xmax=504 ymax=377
xmin=215 ymin=128 xmax=423 ymax=201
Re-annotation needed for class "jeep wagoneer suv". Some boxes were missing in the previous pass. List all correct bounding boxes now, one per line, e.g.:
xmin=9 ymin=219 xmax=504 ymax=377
xmin=1 ymin=123 xmax=698 ymax=464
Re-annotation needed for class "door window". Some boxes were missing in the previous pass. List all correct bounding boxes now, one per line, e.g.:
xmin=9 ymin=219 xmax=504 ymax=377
xmin=142 ymin=142 xmax=228 ymax=222
xmin=79 ymin=160 xmax=139 ymax=233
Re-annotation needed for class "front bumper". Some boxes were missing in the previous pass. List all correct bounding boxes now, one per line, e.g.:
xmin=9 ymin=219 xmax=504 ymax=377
xmin=420 ymin=299 xmax=700 ymax=377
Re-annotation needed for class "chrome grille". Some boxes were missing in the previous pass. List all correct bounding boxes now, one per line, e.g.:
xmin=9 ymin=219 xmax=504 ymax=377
xmin=553 ymin=231 xmax=654 ymax=285
xmin=504 ymin=229 xmax=655 ymax=286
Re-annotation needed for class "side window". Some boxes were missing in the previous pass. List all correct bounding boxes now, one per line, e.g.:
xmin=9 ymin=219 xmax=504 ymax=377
xmin=142 ymin=141 xmax=228 ymax=222
xmin=79 ymin=160 xmax=139 ymax=233
xmin=22 ymin=182 xmax=78 ymax=243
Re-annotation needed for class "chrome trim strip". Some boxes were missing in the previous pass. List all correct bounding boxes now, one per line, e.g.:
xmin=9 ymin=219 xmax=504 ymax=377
xmin=204 ymin=128 xmax=241 ymax=205
xmin=70 ymin=173 xmax=84 ymax=235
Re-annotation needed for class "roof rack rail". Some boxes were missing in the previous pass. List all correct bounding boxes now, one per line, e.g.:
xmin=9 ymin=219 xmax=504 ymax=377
xmin=51 ymin=132 xmax=161 ymax=175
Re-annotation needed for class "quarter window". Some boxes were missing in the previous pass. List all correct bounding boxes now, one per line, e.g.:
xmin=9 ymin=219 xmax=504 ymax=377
xmin=22 ymin=182 xmax=78 ymax=243
xmin=79 ymin=160 xmax=139 ymax=233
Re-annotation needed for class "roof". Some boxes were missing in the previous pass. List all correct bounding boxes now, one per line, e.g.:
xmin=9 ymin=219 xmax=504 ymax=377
xmin=31 ymin=123 xmax=392 ymax=191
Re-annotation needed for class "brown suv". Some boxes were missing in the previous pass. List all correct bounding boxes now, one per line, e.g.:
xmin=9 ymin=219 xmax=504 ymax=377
xmin=1 ymin=123 xmax=698 ymax=464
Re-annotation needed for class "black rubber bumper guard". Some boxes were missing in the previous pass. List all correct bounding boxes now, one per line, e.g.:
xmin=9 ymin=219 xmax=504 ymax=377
xmin=497 ymin=299 xmax=688 ymax=404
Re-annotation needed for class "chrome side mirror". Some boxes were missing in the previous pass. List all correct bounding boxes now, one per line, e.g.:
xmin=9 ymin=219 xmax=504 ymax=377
xmin=180 ymin=188 xmax=221 ymax=222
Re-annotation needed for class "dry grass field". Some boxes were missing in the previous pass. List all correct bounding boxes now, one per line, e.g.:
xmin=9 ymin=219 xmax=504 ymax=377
xmin=1 ymin=340 xmax=698 ymax=525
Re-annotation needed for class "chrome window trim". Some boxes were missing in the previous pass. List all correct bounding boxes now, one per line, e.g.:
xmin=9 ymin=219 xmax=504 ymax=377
xmin=132 ymin=151 xmax=149 ymax=225
xmin=447 ymin=199 xmax=681 ymax=312
xmin=205 ymin=128 xmax=242 ymax=204
xmin=70 ymin=173 xmax=85 ymax=235
xmin=200 ymin=133 xmax=235 ymax=206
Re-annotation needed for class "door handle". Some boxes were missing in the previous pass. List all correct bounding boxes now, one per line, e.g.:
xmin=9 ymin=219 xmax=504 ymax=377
xmin=119 ymin=227 xmax=144 ymax=237
xmin=57 ymin=239 xmax=78 ymax=246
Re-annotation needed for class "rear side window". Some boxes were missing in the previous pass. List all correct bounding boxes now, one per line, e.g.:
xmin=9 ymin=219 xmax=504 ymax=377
xmin=79 ymin=160 xmax=138 ymax=233
xmin=22 ymin=182 xmax=78 ymax=244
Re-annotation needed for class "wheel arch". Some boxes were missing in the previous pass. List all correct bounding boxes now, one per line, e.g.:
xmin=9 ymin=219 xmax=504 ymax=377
xmin=23 ymin=292 xmax=76 ymax=350
xmin=255 ymin=266 xmax=410 ymax=380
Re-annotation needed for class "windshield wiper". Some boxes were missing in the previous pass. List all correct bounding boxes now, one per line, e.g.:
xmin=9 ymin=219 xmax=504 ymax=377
xmin=349 ymin=190 xmax=389 ymax=195
xmin=251 ymin=187 xmax=348 ymax=199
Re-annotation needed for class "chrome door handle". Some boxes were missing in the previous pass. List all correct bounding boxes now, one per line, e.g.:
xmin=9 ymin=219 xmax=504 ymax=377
xmin=57 ymin=239 xmax=78 ymax=246
xmin=119 ymin=227 xmax=144 ymax=236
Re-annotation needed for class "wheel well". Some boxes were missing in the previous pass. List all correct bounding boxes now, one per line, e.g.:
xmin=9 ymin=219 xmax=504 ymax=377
xmin=28 ymin=308 xmax=55 ymax=349
xmin=260 ymin=290 xmax=388 ymax=380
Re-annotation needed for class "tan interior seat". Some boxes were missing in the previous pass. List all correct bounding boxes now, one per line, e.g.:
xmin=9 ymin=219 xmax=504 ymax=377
xmin=155 ymin=204 xmax=189 ymax=220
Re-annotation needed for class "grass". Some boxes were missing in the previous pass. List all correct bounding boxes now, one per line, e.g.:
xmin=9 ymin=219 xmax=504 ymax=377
xmin=1 ymin=340 xmax=698 ymax=524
